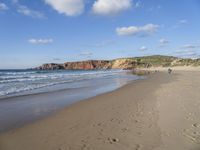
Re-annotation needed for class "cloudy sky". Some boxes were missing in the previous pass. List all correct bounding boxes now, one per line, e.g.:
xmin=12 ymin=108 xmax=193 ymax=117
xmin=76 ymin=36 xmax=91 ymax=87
xmin=0 ymin=0 xmax=200 ymax=69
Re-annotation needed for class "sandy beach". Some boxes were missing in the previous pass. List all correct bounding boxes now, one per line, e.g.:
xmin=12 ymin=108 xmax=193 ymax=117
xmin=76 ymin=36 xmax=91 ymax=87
xmin=1 ymin=0 xmax=199 ymax=149
xmin=0 ymin=70 xmax=200 ymax=150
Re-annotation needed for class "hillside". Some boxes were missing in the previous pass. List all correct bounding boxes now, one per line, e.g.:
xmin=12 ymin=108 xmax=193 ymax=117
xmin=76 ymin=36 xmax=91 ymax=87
xmin=37 ymin=55 xmax=200 ymax=70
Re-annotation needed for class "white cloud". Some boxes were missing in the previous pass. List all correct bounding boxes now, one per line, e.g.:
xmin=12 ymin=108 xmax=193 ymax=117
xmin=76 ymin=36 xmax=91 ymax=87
xmin=148 ymin=5 xmax=162 ymax=12
xmin=178 ymin=19 xmax=188 ymax=24
xmin=28 ymin=38 xmax=53 ymax=44
xmin=92 ymin=0 xmax=132 ymax=16
xmin=116 ymin=24 xmax=159 ymax=36
xmin=17 ymin=5 xmax=45 ymax=18
xmin=139 ymin=46 xmax=148 ymax=51
xmin=175 ymin=49 xmax=198 ymax=58
xmin=176 ymin=49 xmax=194 ymax=54
xmin=13 ymin=0 xmax=45 ymax=18
xmin=85 ymin=40 xmax=115 ymax=47
xmin=79 ymin=51 xmax=93 ymax=58
xmin=158 ymin=38 xmax=169 ymax=48
xmin=44 ymin=0 xmax=85 ymax=16
xmin=173 ymin=43 xmax=200 ymax=58
xmin=182 ymin=44 xmax=197 ymax=49
xmin=0 ymin=2 xmax=9 ymax=11
xmin=172 ymin=19 xmax=188 ymax=29
xmin=53 ymin=58 xmax=62 ymax=61
xmin=79 ymin=51 xmax=93 ymax=55
xmin=159 ymin=38 xmax=169 ymax=44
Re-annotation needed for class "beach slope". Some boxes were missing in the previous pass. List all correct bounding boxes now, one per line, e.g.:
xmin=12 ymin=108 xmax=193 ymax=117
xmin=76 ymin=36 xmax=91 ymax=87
xmin=0 ymin=71 xmax=200 ymax=150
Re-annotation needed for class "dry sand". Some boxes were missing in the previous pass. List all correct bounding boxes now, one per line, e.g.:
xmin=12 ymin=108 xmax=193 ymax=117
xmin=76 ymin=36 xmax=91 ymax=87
xmin=143 ymin=66 xmax=200 ymax=72
xmin=0 ymin=71 xmax=200 ymax=150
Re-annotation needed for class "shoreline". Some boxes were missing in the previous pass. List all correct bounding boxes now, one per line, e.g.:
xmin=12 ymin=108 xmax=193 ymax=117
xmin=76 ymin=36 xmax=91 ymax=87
xmin=1 ymin=70 xmax=200 ymax=150
xmin=0 ymin=72 xmax=166 ymax=149
xmin=0 ymin=72 xmax=141 ymax=133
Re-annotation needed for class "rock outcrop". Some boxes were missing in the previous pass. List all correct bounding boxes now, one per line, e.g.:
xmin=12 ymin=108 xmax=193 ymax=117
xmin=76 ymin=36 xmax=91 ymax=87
xmin=63 ymin=60 xmax=111 ymax=70
xmin=37 ymin=60 xmax=111 ymax=70
xmin=38 ymin=63 xmax=64 ymax=70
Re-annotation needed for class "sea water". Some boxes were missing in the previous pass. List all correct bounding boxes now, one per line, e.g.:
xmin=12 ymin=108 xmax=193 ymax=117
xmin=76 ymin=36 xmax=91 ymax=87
xmin=0 ymin=69 xmax=142 ymax=132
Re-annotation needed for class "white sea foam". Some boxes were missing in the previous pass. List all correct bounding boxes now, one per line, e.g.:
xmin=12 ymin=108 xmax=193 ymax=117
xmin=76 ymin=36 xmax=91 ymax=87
xmin=0 ymin=69 xmax=126 ymax=97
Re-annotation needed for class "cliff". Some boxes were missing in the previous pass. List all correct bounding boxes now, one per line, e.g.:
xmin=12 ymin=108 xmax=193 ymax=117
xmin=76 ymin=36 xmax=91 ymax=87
xmin=63 ymin=60 xmax=111 ymax=70
xmin=36 ymin=55 xmax=200 ymax=70
xmin=37 ymin=60 xmax=111 ymax=70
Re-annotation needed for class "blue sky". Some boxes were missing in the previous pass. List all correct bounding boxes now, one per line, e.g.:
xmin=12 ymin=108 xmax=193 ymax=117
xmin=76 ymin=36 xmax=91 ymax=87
xmin=0 ymin=0 xmax=200 ymax=69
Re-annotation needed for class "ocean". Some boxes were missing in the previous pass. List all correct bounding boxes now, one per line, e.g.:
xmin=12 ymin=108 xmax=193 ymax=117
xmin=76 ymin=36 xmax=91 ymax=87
xmin=0 ymin=69 xmax=142 ymax=132
xmin=0 ymin=69 xmax=139 ymax=98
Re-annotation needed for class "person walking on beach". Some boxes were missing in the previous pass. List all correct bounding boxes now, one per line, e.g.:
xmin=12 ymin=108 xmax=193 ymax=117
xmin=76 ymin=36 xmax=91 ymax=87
xmin=168 ymin=68 xmax=172 ymax=74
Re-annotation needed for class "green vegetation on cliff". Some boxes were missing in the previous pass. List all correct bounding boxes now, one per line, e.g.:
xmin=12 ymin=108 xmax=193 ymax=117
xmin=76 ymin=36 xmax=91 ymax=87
xmin=112 ymin=55 xmax=200 ymax=69
xmin=133 ymin=55 xmax=177 ymax=67
xmin=111 ymin=55 xmax=177 ymax=69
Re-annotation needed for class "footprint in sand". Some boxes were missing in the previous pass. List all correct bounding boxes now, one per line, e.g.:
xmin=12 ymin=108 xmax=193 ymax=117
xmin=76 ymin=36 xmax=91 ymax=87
xmin=81 ymin=144 xmax=91 ymax=150
xmin=134 ymin=120 xmax=139 ymax=123
xmin=121 ymin=127 xmax=129 ymax=132
xmin=183 ymin=128 xmax=200 ymax=144
xmin=137 ymin=132 xmax=142 ymax=136
xmin=108 ymin=137 xmax=119 ymax=144
xmin=134 ymin=144 xmax=142 ymax=150
xmin=92 ymin=122 xmax=104 ymax=128
xmin=192 ymin=123 xmax=200 ymax=128
xmin=186 ymin=113 xmax=195 ymax=121
xmin=110 ymin=118 xmax=123 ymax=124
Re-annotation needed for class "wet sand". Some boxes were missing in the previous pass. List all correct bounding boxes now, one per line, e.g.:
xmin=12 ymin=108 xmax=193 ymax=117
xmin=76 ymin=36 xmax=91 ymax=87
xmin=0 ymin=74 xmax=138 ymax=133
xmin=0 ymin=71 xmax=200 ymax=150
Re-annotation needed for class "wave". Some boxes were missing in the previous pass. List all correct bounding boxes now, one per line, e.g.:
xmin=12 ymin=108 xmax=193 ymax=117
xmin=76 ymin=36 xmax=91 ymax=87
xmin=0 ymin=70 xmax=127 ymax=97
xmin=0 ymin=70 xmax=124 ymax=83
xmin=0 ymin=80 xmax=74 ymax=96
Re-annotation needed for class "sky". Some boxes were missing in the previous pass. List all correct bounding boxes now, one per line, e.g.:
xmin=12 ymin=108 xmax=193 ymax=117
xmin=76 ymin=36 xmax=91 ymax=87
xmin=0 ymin=0 xmax=200 ymax=69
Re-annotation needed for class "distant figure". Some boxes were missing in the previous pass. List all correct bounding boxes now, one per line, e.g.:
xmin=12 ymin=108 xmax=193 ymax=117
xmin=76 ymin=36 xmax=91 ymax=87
xmin=168 ymin=68 xmax=172 ymax=74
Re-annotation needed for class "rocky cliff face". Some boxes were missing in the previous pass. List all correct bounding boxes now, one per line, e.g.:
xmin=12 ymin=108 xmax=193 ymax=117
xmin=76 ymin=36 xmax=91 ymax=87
xmin=37 ymin=60 xmax=111 ymax=70
xmin=63 ymin=60 xmax=111 ymax=70
xmin=37 ymin=59 xmax=146 ymax=70
xmin=111 ymin=58 xmax=148 ymax=70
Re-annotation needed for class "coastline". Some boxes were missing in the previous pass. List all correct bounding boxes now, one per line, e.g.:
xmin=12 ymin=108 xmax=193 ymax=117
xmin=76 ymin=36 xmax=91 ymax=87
xmin=0 ymin=71 xmax=140 ymax=133
xmin=1 ymin=70 xmax=200 ymax=150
